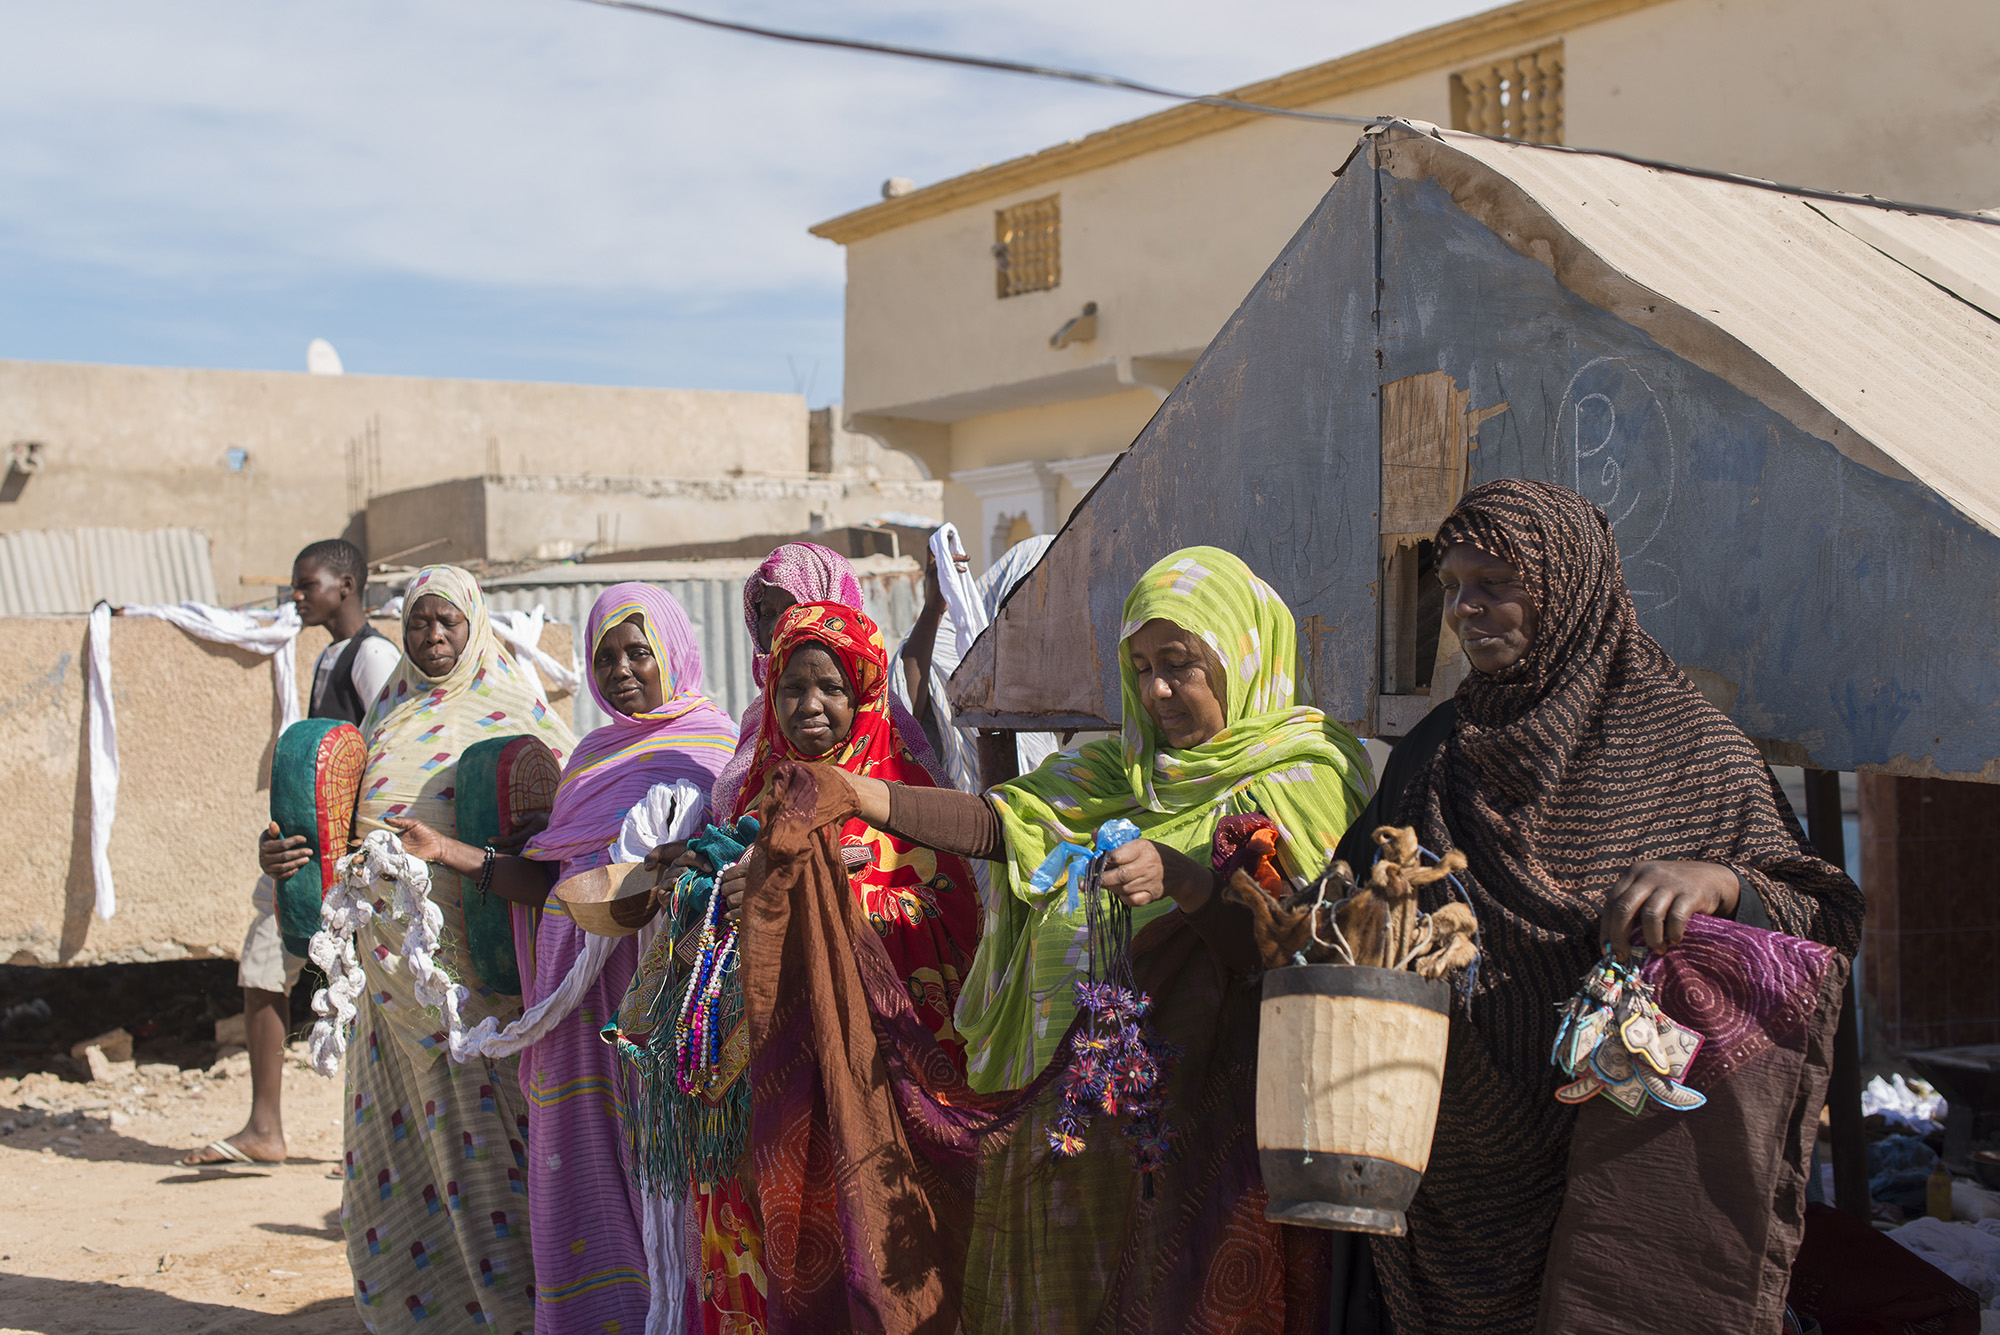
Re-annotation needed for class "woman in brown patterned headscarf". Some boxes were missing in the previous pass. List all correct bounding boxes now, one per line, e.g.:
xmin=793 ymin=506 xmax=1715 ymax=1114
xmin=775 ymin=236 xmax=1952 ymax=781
xmin=1335 ymin=478 xmax=1863 ymax=1334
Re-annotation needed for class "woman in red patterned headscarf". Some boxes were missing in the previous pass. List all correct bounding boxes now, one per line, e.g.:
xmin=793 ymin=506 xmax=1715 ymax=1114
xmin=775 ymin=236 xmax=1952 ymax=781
xmin=729 ymin=600 xmax=981 ymax=1063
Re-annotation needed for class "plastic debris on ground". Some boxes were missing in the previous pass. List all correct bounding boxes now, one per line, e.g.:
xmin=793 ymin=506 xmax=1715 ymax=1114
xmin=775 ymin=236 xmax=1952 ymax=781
xmin=1865 ymin=1073 xmax=1949 ymax=1136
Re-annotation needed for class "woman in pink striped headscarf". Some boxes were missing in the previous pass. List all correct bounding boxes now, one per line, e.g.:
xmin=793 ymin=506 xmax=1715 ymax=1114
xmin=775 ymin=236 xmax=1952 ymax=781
xmin=391 ymin=581 xmax=737 ymax=1335
xmin=711 ymin=541 xmax=942 ymax=815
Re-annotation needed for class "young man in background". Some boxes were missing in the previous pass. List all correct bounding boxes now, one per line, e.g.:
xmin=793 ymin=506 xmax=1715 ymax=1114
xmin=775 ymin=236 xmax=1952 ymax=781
xmin=183 ymin=538 xmax=398 ymax=1166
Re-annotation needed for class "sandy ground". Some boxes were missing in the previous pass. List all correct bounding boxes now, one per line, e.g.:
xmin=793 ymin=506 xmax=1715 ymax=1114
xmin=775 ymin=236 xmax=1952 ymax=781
xmin=0 ymin=1041 xmax=359 ymax=1334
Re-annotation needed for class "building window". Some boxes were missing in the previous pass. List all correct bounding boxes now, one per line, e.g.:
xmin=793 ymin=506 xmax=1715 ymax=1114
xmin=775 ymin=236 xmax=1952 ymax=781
xmin=994 ymin=195 xmax=1061 ymax=298
xmin=1451 ymin=43 xmax=1564 ymax=144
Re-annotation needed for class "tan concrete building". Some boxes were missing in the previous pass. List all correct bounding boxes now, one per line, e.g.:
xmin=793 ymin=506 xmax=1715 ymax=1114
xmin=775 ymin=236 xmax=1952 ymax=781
xmin=813 ymin=0 xmax=2000 ymax=571
xmin=0 ymin=360 xmax=934 ymax=603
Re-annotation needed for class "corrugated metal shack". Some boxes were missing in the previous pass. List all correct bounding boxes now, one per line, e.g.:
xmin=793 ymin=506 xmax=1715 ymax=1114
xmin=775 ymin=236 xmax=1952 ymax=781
xmin=946 ymin=120 xmax=2000 ymax=1216
xmin=950 ymin=122 xmax=2000 ymax=771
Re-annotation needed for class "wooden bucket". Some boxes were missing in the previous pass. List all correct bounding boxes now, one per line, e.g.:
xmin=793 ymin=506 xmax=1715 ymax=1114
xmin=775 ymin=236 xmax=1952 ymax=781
xmin=1257 ymin=964 xmax=1451 ymax=1236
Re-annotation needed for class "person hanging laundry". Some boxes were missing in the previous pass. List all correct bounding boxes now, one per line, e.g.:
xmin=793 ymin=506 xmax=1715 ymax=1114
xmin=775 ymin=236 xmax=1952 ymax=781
xmin=270 ymin=564 xmax=574 ymax=1335
xmin=187 ymin=538 xmax=399 ymax=1169
xmin=891 ymin=526 xmax=1059 ymax=791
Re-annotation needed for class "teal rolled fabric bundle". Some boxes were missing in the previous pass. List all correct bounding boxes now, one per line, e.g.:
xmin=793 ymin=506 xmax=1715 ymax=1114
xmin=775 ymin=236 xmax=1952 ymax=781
xmin=269 ymin=717 xmax=368 ymax=957
xmin=453 ymin=733 xmax=562 ymax=994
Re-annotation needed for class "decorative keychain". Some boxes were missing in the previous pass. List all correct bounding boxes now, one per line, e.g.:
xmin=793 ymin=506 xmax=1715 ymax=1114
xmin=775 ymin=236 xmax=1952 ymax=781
xmin=1040 ymin=819 xmax=1180 ymax=1196
xmin=1551 ymin=945 xmax=1706 ymax=1114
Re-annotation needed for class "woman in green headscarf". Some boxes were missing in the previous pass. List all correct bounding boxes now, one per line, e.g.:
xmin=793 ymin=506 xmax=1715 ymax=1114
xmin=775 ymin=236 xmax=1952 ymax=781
xmin=758 ymin=545 xmax=1371 ymax=1333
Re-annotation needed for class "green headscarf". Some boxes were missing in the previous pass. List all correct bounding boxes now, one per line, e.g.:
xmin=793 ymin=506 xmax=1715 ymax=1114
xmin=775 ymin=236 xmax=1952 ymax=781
xmin=957 ymin=546 xmax=1372 ymax=1091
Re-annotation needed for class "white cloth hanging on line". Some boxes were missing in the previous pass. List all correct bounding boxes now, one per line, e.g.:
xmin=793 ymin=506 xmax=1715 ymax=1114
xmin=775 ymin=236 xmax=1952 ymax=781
xmin=85 ymin=601 xmax=303 ymax=920
xmin=892 ymin=523 xmax=1060 ymax=796
xmin=491 ymin=605 xmax=583 ymax=695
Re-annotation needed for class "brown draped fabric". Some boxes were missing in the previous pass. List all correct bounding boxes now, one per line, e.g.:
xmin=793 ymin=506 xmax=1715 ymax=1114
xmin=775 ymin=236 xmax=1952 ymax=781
xmin=739 ymin=761 xmax=1052 ymax=1334
xmin=1373 ymin=479 xmax=1865 ymax=1333
xmin=739 ymin=760 xmax=1333 ymax=1335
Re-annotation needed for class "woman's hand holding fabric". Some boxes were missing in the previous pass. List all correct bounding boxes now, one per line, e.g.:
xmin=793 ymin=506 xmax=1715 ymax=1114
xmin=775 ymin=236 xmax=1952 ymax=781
xmin=645 ymin=840 xmax=690 ymax=875
xmin=385 ymin=816 xmax=450 ymax=863
xmin=490 ymin=809 xmax=547 ymax=855
xmin=720 ymin=858 xmax=753 ymax=923
xmin=1099 ymin=838 xmax=1216 ymax=913
xmin=1600 ymin=860 xmax=1741 ymax=957
xmin=259 ymin=820 xmax=311 ymax=882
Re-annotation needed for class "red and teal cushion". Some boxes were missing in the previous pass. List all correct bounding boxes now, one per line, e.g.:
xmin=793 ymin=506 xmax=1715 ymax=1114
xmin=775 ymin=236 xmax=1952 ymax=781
xmin=454 ymin=735 xmax=562 ymax=995
xmin=270 ymin=718 xmax=367 ymax=958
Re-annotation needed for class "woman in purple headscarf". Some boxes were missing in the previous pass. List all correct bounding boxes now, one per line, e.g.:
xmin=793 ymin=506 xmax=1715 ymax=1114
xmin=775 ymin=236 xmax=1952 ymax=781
xmin=711 ymin=541 xmax=942 ymax=815
xmin=393 ymin=583 xmax=738 ymax=1335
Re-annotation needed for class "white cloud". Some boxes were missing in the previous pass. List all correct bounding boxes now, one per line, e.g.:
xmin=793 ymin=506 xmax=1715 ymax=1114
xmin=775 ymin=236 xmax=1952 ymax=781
xmin=0 ymin=0 xmax=1495 ymax=380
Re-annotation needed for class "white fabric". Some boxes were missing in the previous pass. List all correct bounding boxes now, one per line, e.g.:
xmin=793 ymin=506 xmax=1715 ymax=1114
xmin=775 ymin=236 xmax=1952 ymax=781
xmin=305 ymin=784 xmax=707 ymax=1076
xmin=492 ymin=605 xmax=583 ymax=694
xmin=1888 ymin=1215 xmax=2000 ymax=1304
xmin=892 ymin=524 xmax=1059 ymax=794
xmin=613 ymin=782 xmax=705 ymax=1335
xmin=239 ymin=874 xmax=305 ymax=993
xmin=310 ymin=631 xmax=401 ymax=715
xmin=1863 ymin=1072 xmax=1949 ymax=1136
xmin=85 ymin=600 xmax=304 ymax=921
xmin=640 ymin=1185 xmax=686 ymax=1335
xmin=85 ymin=603 xmax=120 ymax=921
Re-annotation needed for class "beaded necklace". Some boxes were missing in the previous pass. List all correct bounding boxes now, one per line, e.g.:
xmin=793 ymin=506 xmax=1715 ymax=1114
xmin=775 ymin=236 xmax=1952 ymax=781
xmin=672 ymin=862 xmax=740 ymax=1097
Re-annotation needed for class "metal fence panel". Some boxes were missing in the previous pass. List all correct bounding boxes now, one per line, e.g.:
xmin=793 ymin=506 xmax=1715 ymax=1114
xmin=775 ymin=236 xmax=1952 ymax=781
xmin=0 ymin=527 xmax=217 ymax=616
xmin=481 ymin=556 xmax=923 ymax=736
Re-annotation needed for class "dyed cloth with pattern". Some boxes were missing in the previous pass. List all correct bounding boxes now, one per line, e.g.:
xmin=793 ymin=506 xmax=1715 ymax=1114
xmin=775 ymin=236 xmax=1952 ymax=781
xmin=711 ymin=542 xmax=941 ymax=817
xmin=341 ymin=564 xmax=575 ymax=1335
xmin=512 ymin=584 xmax=737 ymax=1335
xmin=740 ymin=761 xmax=1051 ymax=1335
xmin=964 ymin=545 xmax=1371 ymax=1091
xmin=1368 ymin=480 xmax=1864 ymax=1334
xmin=720 ymin=600 xmax=980 ymax=1334
xmin=731 ymin=601 xmax=980 ymax=1067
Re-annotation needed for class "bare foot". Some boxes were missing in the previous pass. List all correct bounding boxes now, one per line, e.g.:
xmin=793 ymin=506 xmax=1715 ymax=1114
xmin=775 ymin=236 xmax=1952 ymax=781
xmin=181 ymin=1126 xmax=286 ymax=1166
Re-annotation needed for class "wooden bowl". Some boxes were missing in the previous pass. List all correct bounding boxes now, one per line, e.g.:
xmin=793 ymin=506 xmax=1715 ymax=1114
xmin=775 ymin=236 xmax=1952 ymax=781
xmin=554 ymin=862 xmax=662 ymax=937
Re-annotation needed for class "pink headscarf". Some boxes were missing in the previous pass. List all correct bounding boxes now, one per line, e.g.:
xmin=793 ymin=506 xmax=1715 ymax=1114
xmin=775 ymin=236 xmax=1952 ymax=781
xmin=711 ymin=543 xmax=943 ymax=815
xmin=524 ymin=583 xmax=738 ymax=869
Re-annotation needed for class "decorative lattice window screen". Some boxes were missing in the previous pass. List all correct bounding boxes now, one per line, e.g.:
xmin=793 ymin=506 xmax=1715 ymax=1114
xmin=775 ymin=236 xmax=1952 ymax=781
xmin=994 ymin=196 xmax=1061 ymax=298
xmin=1451 ymin=43 xmax=1564 ymax=145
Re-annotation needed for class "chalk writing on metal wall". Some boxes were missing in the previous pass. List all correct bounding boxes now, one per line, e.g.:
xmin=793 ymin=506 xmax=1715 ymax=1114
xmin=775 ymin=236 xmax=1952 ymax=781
xmin=1558 ymin=355 xmax=1680 ymax=613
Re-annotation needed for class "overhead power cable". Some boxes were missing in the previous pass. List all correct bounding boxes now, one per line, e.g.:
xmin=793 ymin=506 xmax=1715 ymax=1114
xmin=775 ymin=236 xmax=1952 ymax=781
xmin=573 ymin=0 xmax=2000 ymax=228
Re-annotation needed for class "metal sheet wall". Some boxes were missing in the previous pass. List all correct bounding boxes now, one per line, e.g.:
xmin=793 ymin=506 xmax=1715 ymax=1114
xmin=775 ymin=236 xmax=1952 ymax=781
xmin=0 ymin=527 xmax=217 ymax=616
xmin=483 ymin=562 xmax=924 ymax=736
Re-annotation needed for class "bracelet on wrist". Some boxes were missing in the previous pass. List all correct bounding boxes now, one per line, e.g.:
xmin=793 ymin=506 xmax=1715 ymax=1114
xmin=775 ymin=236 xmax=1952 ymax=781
xmin=476 ymin=844 xmax=498 ymax=899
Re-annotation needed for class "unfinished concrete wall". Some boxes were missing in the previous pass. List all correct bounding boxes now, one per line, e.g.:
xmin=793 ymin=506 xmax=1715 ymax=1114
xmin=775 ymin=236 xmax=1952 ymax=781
xmin=0 ymin=614 xmax=572 ymax=967
xmin=366 ymin=472 xmax=942 ymax=567
xmin=0 ymin=360 xmax=810 ymax=604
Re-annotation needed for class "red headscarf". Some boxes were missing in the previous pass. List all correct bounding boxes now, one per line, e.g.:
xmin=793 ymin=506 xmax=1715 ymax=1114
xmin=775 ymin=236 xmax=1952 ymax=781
xmin=735 ymin=601 xmax=982 ymax=1067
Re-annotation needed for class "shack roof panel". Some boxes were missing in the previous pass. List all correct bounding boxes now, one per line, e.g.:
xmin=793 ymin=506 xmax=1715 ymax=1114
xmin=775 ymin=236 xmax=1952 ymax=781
xmin=951 ymin=126 xmax=2000 ymax=781
xmin=1433 ymin=133 xmax=2000 ymax=534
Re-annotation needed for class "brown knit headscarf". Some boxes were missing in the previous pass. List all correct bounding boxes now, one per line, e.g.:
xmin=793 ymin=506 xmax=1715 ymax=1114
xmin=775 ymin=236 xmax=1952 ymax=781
xmin=1372 ymin=477 xmax=1863 ymax=1335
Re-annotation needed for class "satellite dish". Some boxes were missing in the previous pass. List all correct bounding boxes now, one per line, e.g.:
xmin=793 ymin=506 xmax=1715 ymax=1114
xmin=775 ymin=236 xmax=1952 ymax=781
xmin=307 ymin=339 xmax=344 ymax=375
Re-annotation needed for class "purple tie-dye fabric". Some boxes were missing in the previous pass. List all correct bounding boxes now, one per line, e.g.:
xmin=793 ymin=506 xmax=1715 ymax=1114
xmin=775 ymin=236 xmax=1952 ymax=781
xmin=1638 ymin=913 xmax=1840 ymax=1090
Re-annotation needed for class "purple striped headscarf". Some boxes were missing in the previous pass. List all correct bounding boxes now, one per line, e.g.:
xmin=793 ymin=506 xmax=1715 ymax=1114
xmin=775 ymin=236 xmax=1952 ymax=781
xmin=712 ymin=543 xmax=942 ymax=815
xmin=524 ymin=583 xmax=738 ymax=867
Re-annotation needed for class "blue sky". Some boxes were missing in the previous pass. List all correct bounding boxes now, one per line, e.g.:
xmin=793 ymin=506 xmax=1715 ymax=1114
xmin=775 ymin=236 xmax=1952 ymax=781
xmin=0 ymin=0 xmax=1493 ymax=399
